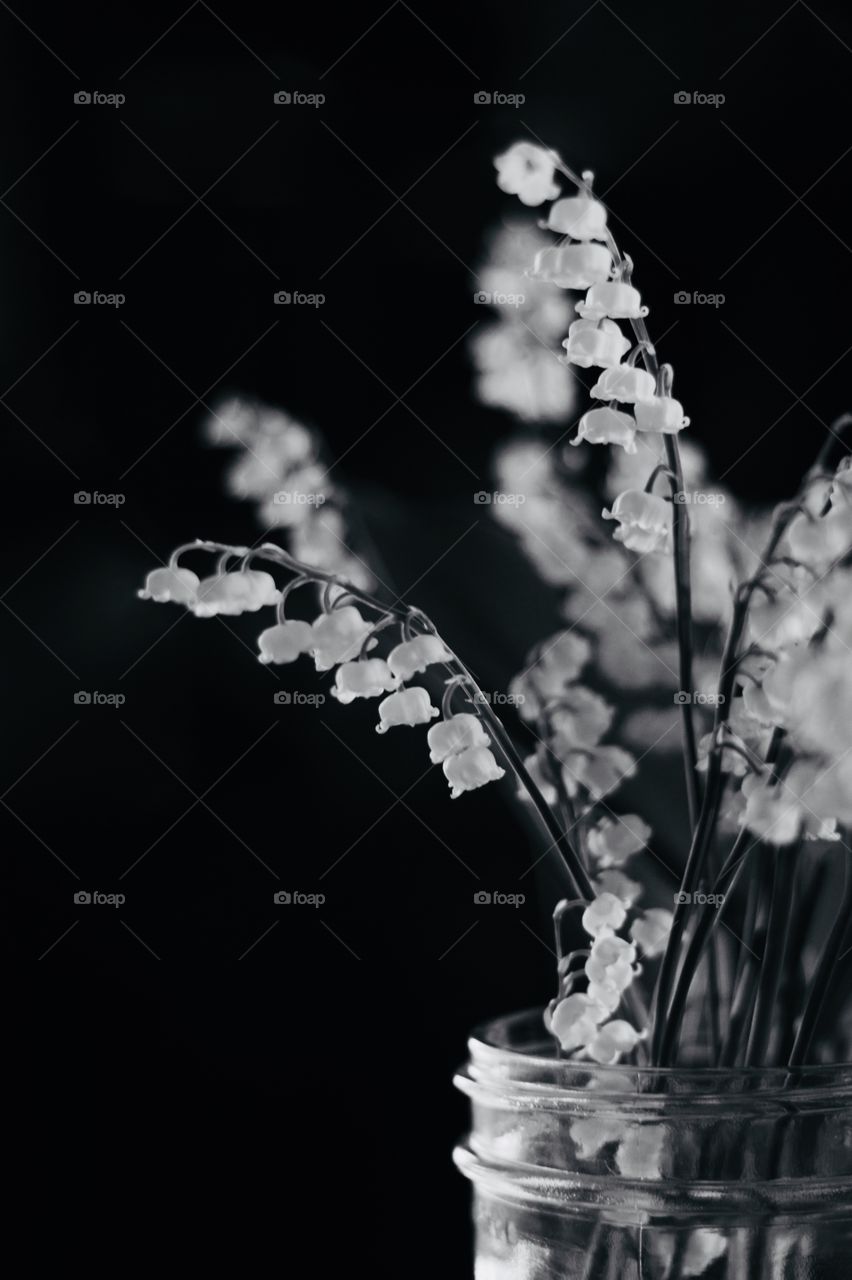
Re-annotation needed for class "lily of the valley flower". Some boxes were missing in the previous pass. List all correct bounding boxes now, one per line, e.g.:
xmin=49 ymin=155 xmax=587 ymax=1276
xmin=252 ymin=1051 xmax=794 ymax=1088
xmin=530 ymin=243 xmax=613 ymax=289
xmin=387 ymin=634 xmax=450 ymax=681
xmin=443 ymin=744 xmax=505 ymax=798
xmin=562 ymin=318 xmax=630 ymax=369
xmin=594 ymin=869 xmax=643 ymax=907
xmin=311 ymin=606 xmax=375 ymax=671
xmin=549 ymin=993 xmax=608 ymax=1052
xmin=633 ymin=394 xmax=690 ymax=435
xmin=546 ymin=195 xmax=608 ymax=240
xmin=257 ymin=620 xmax=314 ymax=664
xmin=576 ymin=281 xmax=647 ymax=321
xmin=561 ymin=745 xmax=637 ymax=799
xmin=587 ymin=814 xmax=652 ymax=867
xmin=332 ymin=658 xmax=399 ymax=704
xmin=549 ymin=686 xmax=614 ymax=749
xmin=602 ymin=489 xmax=672 ymax=554
xmin=787 ymin=504 xmax=852 ymax=567
xmin=586 ymin=1019 xmax=647 ymax=1065
xmin=427 ymin=713 xmax=490 ymax=763
xmin=571 ymin=406 xmax=637 ymax=454
xmin=375 ymin=686 xmax=440 ymax=734
xmin=630 ymin=908 xmax=674 ymax=958
xmin=517 ymin=753 xmax=558 ymax=805
xmin=741 ymin=774 xmax=803 ymax=845
xmin=139 ymin=566 xmax=200 ymax=605
xmin=590 ymin=364 xmax=657 ymax=402
xmin=193 ymin=570 xmax=280 ymax=618
xmin=581 ymin=892 xmax=628 ymax=937
xmin=495 ymin=142 xmax=560 ymax=207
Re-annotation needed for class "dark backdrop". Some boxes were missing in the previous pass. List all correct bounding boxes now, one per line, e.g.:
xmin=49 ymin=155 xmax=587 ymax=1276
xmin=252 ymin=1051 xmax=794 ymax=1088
xmin=7 ymin=1 xmax=852 ymax=1271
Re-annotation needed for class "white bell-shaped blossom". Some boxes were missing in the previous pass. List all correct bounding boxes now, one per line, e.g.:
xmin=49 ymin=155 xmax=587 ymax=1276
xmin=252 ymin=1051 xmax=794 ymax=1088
xmin=511 ymin=631 xmax=592 ymax=720
xmin=546 ymin=195 xmax=608 ymax=240
xmin=741 ymin=775 xmax=802 ymax=845
xmin=138 ymin=566 xmax=200 ymax=605
xmin=562 ymin=746 xmax=637 ymax=799
xmin=602 ymin=489 xmax=672 ymax=554
xmin=442 ymin=745 xmax=505 ymax=798
xmin=549 ymin=687 xmax=614 ymax=749
xmin=387 ymin=634 xmax=450 ymax=681
xmin=571 ymin=407 xmax=637 ymax=454
xmin=427 ymin=713 xmax=490 ymax=763
xmin=549 ymin=993 xmax=609 ymax=1052
xmin=581 ymin=893 xmax=628 ymax=937
xmin=585 ymin=979 xmax=624 ymax=1015
xmin=576 ymin=281 xmax=647 ymax=321
xmin=494 ymin=142 xmax=560 ymax=206
xmin=590 ymin=364 xmax=657 ymax=403
xmin=586 ymin=934 xmax=638 ymax=991
xmin=375 ymin=686 xmax=440 ymax=734
xmin=530 ymin=244 xmax=613 ymax=290
xmin=630 ymin=908 xmax=673 ymax=958
xmin=193 ymin=570 xmax=280 ymax=618
xmin=311 ymin=606 xmax=376 ymax=671
xmin=562 ymin=319 xmax=630 ymax=369
xmin=587 ymin=1020 xmax=647 ymax=1065
xmin=787 ymin=505 xmax=852 ymax=567
xmin=634 ymin=395 xmax=690 ymax=435
xmin=587 ymin=814 xmax=651 ymax=867
xmin=516 ymin=753 xmax=558 ymax=805
xmin=332 ymin=658 xmax=399 ymax=704
xmin=594 ymin=869 xmax=643 ymax=907
xmin=257 ymin=620 xmax=314 ymax=665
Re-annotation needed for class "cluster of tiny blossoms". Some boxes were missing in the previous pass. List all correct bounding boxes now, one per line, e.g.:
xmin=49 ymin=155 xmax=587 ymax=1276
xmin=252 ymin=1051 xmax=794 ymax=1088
xmin=138 ymin=547 xmax=508 ymax=802
xmin=727 ymin=461 xmax=852 ymax=844
xmin=205 ymin=396 xmax=373 ymax=590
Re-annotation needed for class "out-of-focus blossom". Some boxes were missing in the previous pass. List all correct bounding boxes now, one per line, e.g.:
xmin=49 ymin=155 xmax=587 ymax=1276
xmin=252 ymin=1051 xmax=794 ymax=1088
xmin=594 ymin=869 xmax=643 ymax=907
xmin=443 ymin=745 xmax=506 ymax=798
xmin=495 ymin=142 xmax=560 ymax=206
xmin=139 ymin=566 xmax=200 ymax=605
xmin=332 ymin=658 xmax=399 ymax=704
xmin=472 ymin=326 xmax=575 ymax=423
xmin=630 ymin=908 xmax=673 ymax=958
xmin=517 ymin=753 xmax=558 ymax=805
xmin=587 ymin=1020 xmax=647 ymax=1065
xmin=576 ymin=281 xmax=647 ymax=321
xmin=530 ymin=244 xmax=612 ymax=289
xmin=376 ymin=687 xmax=440 ymax=734
xmin=549 ymin=686 xmax=614 ymax=750
xmin=602 ymin=490 xmax=672 ymax=554
xmin=427 ymin=713 xmax=490 ymax=764
xmin=387 ymin=634 xmax=450 ymax=681
xmin=587 ymin=814 xmax=651 ymax=867
xmin=549 ymin=993 xmax=608 ymax=1052
xmin=511 ymin=631 xmax=592 ymax=720
xmin=546 ymin=195 xmax=608 ymax=239
xmin=562 ymin=746 xmax=637 ymax=799
xmin=562 ymin=318 xmax=630 ymax=369
xmin=572 ymin=406 xmax=637 ymax=453
xmin=257 ymin=620 xmax=314 ymax=664
xmin=741 ymin=774 xmax=803 ymax=845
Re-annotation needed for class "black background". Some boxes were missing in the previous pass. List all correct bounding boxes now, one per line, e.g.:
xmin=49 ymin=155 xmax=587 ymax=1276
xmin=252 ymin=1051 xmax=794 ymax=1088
xmin=7 ymin=1 xmax=852 ymax=1271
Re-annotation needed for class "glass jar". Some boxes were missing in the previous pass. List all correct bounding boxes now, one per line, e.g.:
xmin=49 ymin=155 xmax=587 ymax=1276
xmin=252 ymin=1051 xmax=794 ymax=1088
xmin=454 ymin=1009 xmax=852 ymax=1278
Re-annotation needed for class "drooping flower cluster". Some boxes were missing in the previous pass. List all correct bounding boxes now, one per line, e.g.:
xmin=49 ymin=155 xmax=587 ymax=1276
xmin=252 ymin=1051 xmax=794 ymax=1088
xmin=204 ymin=396 xmax=373 ymax=590
xmin=139 ymin=548 xmax=506 ymax=802
xmin=470 ymin=221 xmax=576 ymax=424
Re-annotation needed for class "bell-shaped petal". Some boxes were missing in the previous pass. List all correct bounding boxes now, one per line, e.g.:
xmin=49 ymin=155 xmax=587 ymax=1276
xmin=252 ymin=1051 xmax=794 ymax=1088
xmin=562 ymin=319 xmax=630 ymax=369
xmin=494 ymin=142 xmax=560 ymax=207
xmin=587 ymin=1020 xmax=647 ymax=1064
xmin=602 ymin=489 xmax=672 ymax=554
xmin=257 ymin=620 xmax=314 ymax=665
xmin=427 ymin=713 xmax=489 ymax=763
xmin=332 ymin=658 xmax=399 ymax=704
xmin=138 ymin=566 xmax=199 ymax=605
xmin=581 ymin=892 xmax=628 ymax=937
xmin=311 ymin=606 xmax=375 ymax=671
xmin=576 ymin=281 xmax=647 ymax=321
xmin=571 ymin=406 xmax=637 ymax=453
xmin=387 ymin=634 xmax=451 ymax=681
xmin=530 ymin=244 xmax=612 ymax=290
xmin=634 ymin=395 xmax=690 ymax=435
xmin=590 ymin=364 xmax=657 ymax=403
xmin=375 ymin=686 xmax=440 ymax=733
xmin=630 ymin=908 xmax=673 ymax=958
xmin=442 ymin=744 xmax=505 ymax=798
xmin=587 ymin=814 xmax=651 ymax=868
xmin=546 ymin=196 xmax=608 ymax=240
xmin=549 ymin=993 xmax=609 ymax=1052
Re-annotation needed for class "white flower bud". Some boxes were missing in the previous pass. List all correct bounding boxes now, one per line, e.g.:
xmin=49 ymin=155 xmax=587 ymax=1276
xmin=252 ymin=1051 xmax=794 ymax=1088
xmin=375 ymin=687 xmax=440 ymax=734
xmin=562 ymin=318 xmax=630 ymax=369
xmin=571 ymin=407 xmax=637 ymax=454
xmin=257 ymin=620 xmax=314 ymax=665
xmin=546 ymin=195 xmax=608 ymax=240
xmin=138 ymin=566 xmax=200 ymax=605
xmin=581 ymin=892 xmax=628 ymax=937
xmin=332 ymin=658 xmax=399 ymax=704
xmin=387 ymin=634 xmax=450 ymax=681
xmin=311 ymin=606 xmax=375 ymax=671
xmin=590 ymin=365 xmax=657 ymax=403
xmin=442 ymin=745 xmax=505 ymax=798
xmin=576 ymin=281 xmax=647 ymax=320
xmin=494 ymin=142 xmax=560 ymax=207
xmin=634 ymin=395 xmax=690 ymax=435
xmin=427 ymin=713 xmax=490 ymax=763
